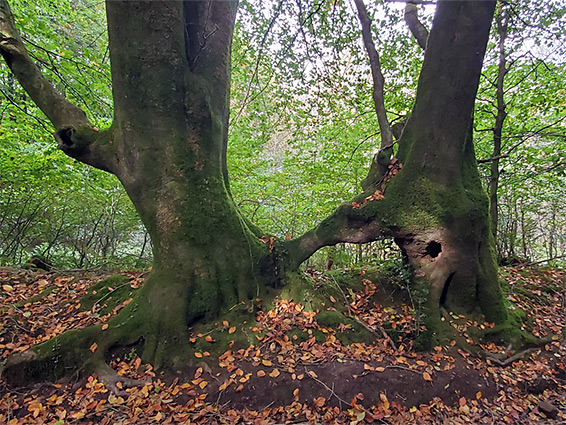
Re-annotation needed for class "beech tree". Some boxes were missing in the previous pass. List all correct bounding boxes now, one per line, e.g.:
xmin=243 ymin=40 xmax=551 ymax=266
xmin=1 ymin=0 xmax=508 ymax=383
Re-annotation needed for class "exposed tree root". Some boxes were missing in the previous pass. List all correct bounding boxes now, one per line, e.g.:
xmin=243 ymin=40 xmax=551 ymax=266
xmin=1 ymin=323 xmax=145 ymax=389
xmin=439 ymin=307 xmax=565 ymax=367
xmin=0 ymin=349 xmax=38 ymax=385
xmin=484 ymin=347 xmax=538 ymax=367
xmin=95 ymin=362 xmax=146 ymax=394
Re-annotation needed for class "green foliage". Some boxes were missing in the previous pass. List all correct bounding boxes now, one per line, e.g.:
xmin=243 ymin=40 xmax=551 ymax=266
xmin=5 ymin=0 xmax=112 ymax=125
xmin=228 ymin=1 xmax=425 ymax=244
xmin=0 ymin=0 xmax=147 ymax=269
xmin=475 ymin=0 xmax=566 ymax=262
xmin=0 ymin=123 xmax=147 ymax=268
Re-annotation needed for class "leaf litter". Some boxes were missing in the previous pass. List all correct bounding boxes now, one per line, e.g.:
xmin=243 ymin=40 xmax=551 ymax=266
xmin=0 ymin=265 xmax=564 ymax=424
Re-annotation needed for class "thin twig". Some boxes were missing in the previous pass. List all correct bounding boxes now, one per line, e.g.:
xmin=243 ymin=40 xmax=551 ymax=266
xmin=303 ymin=366 xmax=350 ymax=406
xmin=517 ymin=255 xmax=566 ymax=268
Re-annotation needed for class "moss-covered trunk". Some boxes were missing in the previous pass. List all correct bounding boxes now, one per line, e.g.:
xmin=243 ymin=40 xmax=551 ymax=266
xmin=99 ymin=0 xmax=277 ymax=367
xmin=381 ymin=0 xmax=506 ymax=345
xmin=286 ymin=0 xmax=507 ymax=348
xmin=2 ymin=0 xmax=281 ymax=382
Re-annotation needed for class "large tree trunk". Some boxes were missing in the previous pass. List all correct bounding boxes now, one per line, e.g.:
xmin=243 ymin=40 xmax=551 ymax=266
xmin=287 ymin=0 xmax=507 ymax=348
xmin=388 ymin=0 xmax=507 ymax=345
xmin=1 ymin=0 xmax=278 ymax=381
xmin=98 ymin=0 xmax=278 ymax=367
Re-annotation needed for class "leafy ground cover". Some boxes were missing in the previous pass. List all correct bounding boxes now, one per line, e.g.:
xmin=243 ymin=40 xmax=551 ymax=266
xmin=0 ymin=265 xmax=564 ymax=424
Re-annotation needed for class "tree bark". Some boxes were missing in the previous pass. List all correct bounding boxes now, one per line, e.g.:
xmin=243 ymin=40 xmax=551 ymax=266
xmin=404 ymin=2 xmax=429 ymax=50
xmin=97 ymin=0 xmax=277 ymax=367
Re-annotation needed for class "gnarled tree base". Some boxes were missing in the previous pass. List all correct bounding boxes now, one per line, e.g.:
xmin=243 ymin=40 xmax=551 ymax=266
xmin=1 ymin=270 xmax=377 ymax=387
xmin=393 ymin=217 xmax=507 ymax=349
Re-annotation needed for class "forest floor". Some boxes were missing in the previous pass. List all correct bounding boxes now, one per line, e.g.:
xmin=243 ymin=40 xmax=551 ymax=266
xmin=0 ymin=264 xmax=564 ymax=424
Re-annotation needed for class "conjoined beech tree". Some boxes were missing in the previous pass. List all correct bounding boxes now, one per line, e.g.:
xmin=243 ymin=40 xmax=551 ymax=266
xmin=0 ymin=0 xmax=508 ymax=383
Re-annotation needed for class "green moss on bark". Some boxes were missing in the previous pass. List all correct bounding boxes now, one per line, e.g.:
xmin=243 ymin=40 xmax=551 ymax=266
xmin=80 ymin=274 xmax=132 ymax=315
xmin=481 ymin=308 xmax=539 ymax=348
xmin=2 ymin=326 xmax=104 ymax=385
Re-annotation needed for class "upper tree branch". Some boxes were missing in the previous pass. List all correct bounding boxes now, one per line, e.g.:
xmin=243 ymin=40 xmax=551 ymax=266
xmin=353 ymin=0 xmax=393 ymax=151
xmin=404 ymin=2 xmax=429 ymax=50
xmin=0 ymin=0 xmax=112 ymax=171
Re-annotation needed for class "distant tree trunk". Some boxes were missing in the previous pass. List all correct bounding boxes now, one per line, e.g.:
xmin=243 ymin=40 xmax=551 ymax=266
xmin=509 ymin=199 xmax=519 ymax=258
xmin=326 ymin=245 xmax=336 ymax=270
xmin=489 ymin=2 xmax=509 ymax=246
xmin=548 ymin=205 xmax=558 ymax=258
xmin=520 ymin=206 xmax=529 ymax=259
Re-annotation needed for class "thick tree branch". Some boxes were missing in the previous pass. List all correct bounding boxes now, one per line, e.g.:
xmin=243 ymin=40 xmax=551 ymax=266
xmin=54 ymin=127 xmax=115 ymax=173
xmin=0 ymin=0 xmax=113 ymax=171
xmin=404 ymin=3 xmax=429 ymax=50
xmin=283 ymin=200 xmax=387 ymax=270
xmin=0 ymin=0 xmax=89 ymax=128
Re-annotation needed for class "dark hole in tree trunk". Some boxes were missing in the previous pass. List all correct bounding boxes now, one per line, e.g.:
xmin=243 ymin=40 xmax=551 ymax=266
xmin=440 ymin=271 xmax=455 ymax=307
xmin=426 ymin=241 xmax=442 ymax=258
xmin=56 ymin=127 xmax=75 ymax=146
